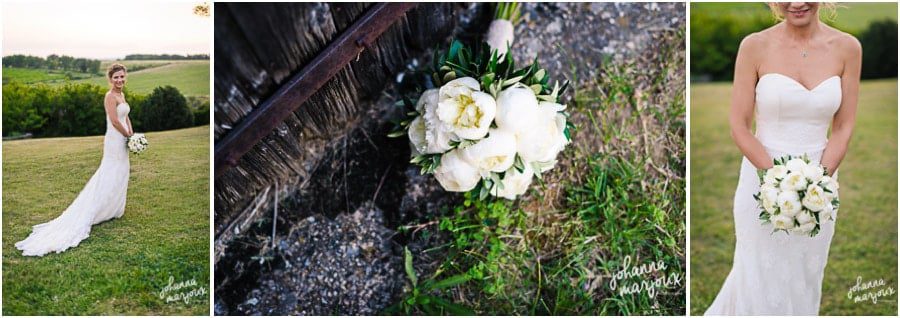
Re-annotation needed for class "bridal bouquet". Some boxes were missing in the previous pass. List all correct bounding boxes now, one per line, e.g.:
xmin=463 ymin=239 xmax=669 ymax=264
xmin=127 ymin=133 xmax=149 ymax=154
xmin=755 ymin=155 xmax=839 ymax=236
xmin=389 ymin=3 xmax=572 ymax=200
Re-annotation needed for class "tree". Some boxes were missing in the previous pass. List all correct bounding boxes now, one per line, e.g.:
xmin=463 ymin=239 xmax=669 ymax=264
xmin=137 ymin=85 xmax=193 ymax=131
xmin=859 ymin=19 xmax=898 ymax=80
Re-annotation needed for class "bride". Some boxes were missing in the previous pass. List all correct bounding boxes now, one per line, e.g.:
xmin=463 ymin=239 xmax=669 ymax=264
xmin=15 ymin=63 xmax=134 ymax=257
xmin=704 ymin=2 xmax=860 ymax=315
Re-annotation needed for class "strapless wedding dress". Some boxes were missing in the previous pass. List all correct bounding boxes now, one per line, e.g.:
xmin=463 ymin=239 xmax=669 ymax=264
xmin=15 ymin=103 xmax=131 ymax=257
xmin=705 ymin=73 xmax=842 ymax=315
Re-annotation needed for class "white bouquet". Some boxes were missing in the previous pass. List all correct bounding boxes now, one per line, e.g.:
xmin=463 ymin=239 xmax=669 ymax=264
xmin=755 ymin=155 xmax=839 ymax=236
xmin=389 ymin=4 xmax=572 ymax=200
xmin=127 ymin=133 xmax=149 ymax=154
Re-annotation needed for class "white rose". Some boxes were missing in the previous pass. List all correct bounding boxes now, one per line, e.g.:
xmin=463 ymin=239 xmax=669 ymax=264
xmin=494 ymin=85 xmax=541 ymax=136
xmin=516 ymin=104 xmax=569 ymax=163
xmin=771 ymin=214 xmax=795 ymax=230
xmin=785 ymin=158 xmax=807 ymax=173
xmin=764 ymin=165 xmax=788 ymax=185
xmin=777 ymin=191 xmax=802 ymax=217
xmin=459 ymin=128 xmax=517 ymax=177
xmin=433 ymin=149 xmax=480 ymax=192
xmin=437 ymin=77 xmax=496 ymax=140
xmin=802 ymin=163 xmax=825 ymax=183
xmin=491 ymin=164 xmax=534 ymax=200
xmin=780 ymin=171 xmax=808 ymax=192
xmin=484 ymin=19 xmax=515 ymax=57
xmin=801 ymin=185 xmax=827 ymax=212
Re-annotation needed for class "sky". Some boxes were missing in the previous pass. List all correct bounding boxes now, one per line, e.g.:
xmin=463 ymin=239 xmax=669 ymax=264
xmin=2 ymin=0 xmax=210 ymax=60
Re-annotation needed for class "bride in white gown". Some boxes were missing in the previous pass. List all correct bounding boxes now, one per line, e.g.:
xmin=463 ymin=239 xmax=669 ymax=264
xmin=15 ymin=63 xmax=135 ymax=257
xmin=705 ymin=3 xmax=861 ymax=315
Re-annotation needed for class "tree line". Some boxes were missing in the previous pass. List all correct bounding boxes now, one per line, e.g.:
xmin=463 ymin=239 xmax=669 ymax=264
xmin=691 ymin=16 xmax=898 ymax=81
xmin=2 ymin=54 xmax=102 ymax=74
xmin=2 ymin=82 xmax=209 ymax=137
xmin=124 ymin=54 xmax=209 ymax=60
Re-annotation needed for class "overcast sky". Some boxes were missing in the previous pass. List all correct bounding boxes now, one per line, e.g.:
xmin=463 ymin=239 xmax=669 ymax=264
xmin=2 ymin=0 xmax=210 ymax=60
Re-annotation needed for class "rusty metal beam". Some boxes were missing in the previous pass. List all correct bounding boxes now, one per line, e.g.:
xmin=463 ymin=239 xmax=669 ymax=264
xmin=215 ymin=3 xmax=417 ymax=177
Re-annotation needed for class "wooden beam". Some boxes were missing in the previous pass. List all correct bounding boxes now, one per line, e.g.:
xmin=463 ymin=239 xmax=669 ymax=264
xmin=214 ymin=3 xmax=417 ymax=177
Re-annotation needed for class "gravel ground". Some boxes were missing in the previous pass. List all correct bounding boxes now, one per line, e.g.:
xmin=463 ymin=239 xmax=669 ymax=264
xmin=513 ymin=2 xmax=685 ymax=91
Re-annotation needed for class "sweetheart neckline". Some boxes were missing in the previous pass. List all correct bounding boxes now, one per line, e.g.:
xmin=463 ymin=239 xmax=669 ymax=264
xmin=759 ymin=73 xmax=841 ymax=92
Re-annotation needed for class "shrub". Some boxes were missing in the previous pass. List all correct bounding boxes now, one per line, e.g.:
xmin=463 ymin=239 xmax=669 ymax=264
xmin=137 ymin=85 xmax=194 ymax=131
xmin=859 ymin=19 xmax=898 ymax=79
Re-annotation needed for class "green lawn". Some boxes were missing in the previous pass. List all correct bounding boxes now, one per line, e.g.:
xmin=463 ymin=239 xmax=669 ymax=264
xmin=1 ymin=67 xmax=93 ymax=84
xmin=689 ymin=80 xmax=898 ymax=315
xmin=72 ymin=60 xmax=210 ymax=97
xmin=691 ymin=2 xmax=898 ymax=34
xmin=3 ymin=60 xmax=209 ymax=97
xmin=2 ymin=126 xmax=210 ymax=315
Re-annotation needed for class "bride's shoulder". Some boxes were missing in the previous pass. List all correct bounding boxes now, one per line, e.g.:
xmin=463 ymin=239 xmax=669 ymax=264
xmin=737 ymin=29 xmax=773 ymax=56
xmin=823 ymin=27 xmax=861 ymax=57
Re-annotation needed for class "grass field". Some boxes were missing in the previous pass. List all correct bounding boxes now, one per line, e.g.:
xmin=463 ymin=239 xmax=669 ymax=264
xmin=2 ymin=60 xmax=209 ymax=97
xmin=71 ymin=60 xmax=209 ymax=97
xmin=689 ymin=80 xmax=898 ymax=315
xmin=691 ymin=2 xmax=898 ymax=34
xmin=2 ymin=126 xmax=210 ymax=315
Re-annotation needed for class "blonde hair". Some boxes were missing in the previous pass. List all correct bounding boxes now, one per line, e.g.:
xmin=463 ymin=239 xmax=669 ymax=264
xmin=767 ymin=2 xmax=838 ymax=22
xmin=107 ymin=63 xmax=127 ymax=79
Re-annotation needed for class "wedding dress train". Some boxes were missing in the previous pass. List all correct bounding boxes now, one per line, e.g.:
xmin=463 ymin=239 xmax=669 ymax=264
xmin=705 ymin=73 xmax=842 ymax=315
xmin=15 ymin=103 xmax=131 ymax=257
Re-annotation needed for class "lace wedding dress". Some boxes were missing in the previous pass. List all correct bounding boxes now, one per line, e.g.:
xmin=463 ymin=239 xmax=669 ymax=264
xmin=15 ymin=103 xmax=131 ymax=257
xmin=705 ymin=73 xmax=842 ymax=315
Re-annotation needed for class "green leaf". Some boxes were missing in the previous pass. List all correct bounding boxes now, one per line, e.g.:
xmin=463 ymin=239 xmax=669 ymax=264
xmin=387 ymin=130 xmax=406 ymax=138
xmin=448 ymin=40 xmax=462 ymax=60
xmin=428 ymin=274 xmax=471 ymax=291
xmin=425 ymin=296 xmax=475 ymax=315
xmin=404 ymin=246 xmax=418 ymax=287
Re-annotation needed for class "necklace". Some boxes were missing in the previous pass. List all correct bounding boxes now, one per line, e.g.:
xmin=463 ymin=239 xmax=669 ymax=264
xmin=801 ymin=49 xmax=808 ymax=58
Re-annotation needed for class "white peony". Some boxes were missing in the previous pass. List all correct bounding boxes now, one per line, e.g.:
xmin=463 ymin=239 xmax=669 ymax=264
xmin=780 ymin=171 xmax=808 ymax=192
xmin=821 ymin=202 xmax=835 ymax=221
xmin=776 ymin=191 xmax=802 ymax=217
xmin=801 ymin=185 xmax=827 ymax=212
xmin=795 ymin=211 xmax=814 ymax=225
xmin=491 ymin=164 xmax=535 ymax=200
xmin=433 ymin=149 xmax=480 ymax=192
xmin=437 ymin=77 xmax=496 ymax=140
xmin=785 ymin=158 xmax=807 ymax=173
xmin=819 ymin=175 xmax=839 ymax=198
xmin=764 ymin=165 xmax=788 ymax=185
xmin=802 ymin=163 xmax=825 ymax=183
xmin=759 ymin=183 xmax=779 ymax=204
xmin=484 ymin=19 xmax=515 ymax=57
xmin=419 ymin=89 xmax=456 ymax=154
xmin=795 ymin=222 xmax=816 ymax=234
xmin=408 ymin=115 xmax=427 ymax=155
xmin=516 ymin=103 xmax=569 ymax=163
xmin=771 ymin=214 xmax=795 ymax=230
xmin=494 ymin=85 xmax=541 ymax=137
xmin=459 ymin=128 xmax=517 ymax=177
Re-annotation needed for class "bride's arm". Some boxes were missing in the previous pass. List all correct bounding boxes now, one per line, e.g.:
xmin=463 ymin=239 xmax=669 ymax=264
xmin=820 ymin=36 xmax=862 ymax=175
xmin=104 ymin=94 xmax=131 ymax=137
xmin=125 ymin=116 xmax=134 ymax=135
xmin=729 ymin=34 xmax=773 ymax=170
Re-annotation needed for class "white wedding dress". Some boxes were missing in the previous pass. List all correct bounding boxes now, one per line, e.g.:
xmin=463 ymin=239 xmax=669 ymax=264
xmin=705 ymin=73 xmax=842 ymax=315
xmin=15 ymin=103 xmax=131 ymax=257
